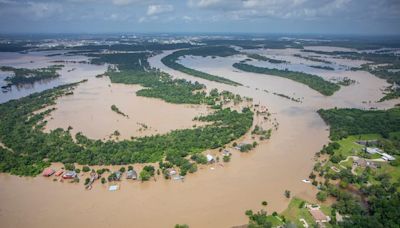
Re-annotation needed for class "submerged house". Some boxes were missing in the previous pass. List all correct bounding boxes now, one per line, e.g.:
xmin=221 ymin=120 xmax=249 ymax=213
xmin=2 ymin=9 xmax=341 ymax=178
xmin=222 ymin=149 xmax=231 ymax=156
xmin=126 ymin=170 xmax=137 ymax=180
xmin=206 ymin=154 xmax=215 ymax=163
xmin=42 ymin=168 xmax=55 ymax=177
xmin=55 ymin=170 xmax=64 ymax=177
xmin=62 ymin=171 xmax=77 ymax=179
xmin=114 ymin=171 xmax=122 ymax=181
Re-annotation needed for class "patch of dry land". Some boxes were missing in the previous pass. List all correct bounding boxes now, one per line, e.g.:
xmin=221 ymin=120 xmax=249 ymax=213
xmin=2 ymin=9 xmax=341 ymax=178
xmin=44 ymin=76 xmax=210 ymax=140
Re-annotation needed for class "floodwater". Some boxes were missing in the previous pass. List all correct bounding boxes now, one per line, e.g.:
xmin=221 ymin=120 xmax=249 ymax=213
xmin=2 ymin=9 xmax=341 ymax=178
xmin=44 ymin=77 xmax=210 ymax=140
xmin=0 ymin=47 xmax=399 ymax=228
xmin=0 ymin=51 xmax=106 ymax=104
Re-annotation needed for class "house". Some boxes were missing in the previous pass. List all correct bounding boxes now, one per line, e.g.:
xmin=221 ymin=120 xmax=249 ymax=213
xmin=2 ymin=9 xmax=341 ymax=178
xmin=55 ymin=170 xmax=64 ymax=177
xmin=62 ymin=171 xmax=77 ymax=179
xmin=356 ymin=140 xmax=378 ymax=146
xmin=222 ymin=149 xmax=231 ymax=156
xmin=381 ymin=153 xmax=396 ymax=161
xmin=108 ymin=185 xmax=119 ymax=191
xmin=206 ymin=154 xmax=214 ymax=163
xmin=309 ymin=209 xmax=330 ymax=223
xmin=259 ymin=106 xmax=268 ymax=114
xmin=366 ymin=147 xmax=382 ymax=154
xmin=234 ymin=143 xmax=245 ymax=150
xmin=114 ymin=171 xmax=122 ymax=181
xmin=354 ymin=159 xmax=377 ymax=169
xmin=42 ymin=168 xmax=55 ymax=177
xmin=167 ymin=168 xmax=177 ymax=177
xmin=126 ymin=170 xmax=137 ymax=180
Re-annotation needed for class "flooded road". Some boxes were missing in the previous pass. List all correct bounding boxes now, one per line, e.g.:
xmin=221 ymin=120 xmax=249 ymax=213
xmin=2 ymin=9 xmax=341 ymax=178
xmin=0 ymin=48 xmax=399 ymax=228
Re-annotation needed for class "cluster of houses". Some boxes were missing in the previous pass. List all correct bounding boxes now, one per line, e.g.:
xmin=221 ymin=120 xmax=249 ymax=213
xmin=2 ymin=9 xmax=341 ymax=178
xmin=356 ymin=140 xmax=396 ymax=161
xmin=42 ymin=168 xmax=77 ymax=179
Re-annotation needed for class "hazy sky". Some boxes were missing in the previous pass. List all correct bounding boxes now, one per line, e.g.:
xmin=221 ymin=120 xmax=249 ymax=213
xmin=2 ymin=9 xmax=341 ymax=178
xmin=0 ymin=0 xmax=399 ymax=35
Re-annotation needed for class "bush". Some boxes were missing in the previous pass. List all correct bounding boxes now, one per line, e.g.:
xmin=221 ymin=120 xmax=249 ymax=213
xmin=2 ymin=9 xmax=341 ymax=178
xmin=140 ymin=170 xmax=151 ymax=181
xmin=284 ymin=190 xmax=291 ymax=198
xmin=317 ymin=191 xmax=328 ymax=202
xmin=143 ymin=165 xmax=155 ymax=176
xmin=223 ymin=155 xmax=231 ymax=162
xmin=101 ymin=177 xmax=106 ymax=184
xmin=174 ymin=224 xmax=189 ymax=228
xmin=119 ymin=167 xmax=126 ymax=173
xmin=261 ymin=201 xmax=268 ymax=206
xmin=82 ymin=166 xmax=90 ymax=172
xmin=84 ymin=178 xmax=90 ymax=185
xmin=97 ymin=169 xmax=106 ymax=175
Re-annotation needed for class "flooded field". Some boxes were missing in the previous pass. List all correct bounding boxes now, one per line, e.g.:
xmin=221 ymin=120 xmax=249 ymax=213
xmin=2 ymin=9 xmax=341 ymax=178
xmin=44 ymin=77 xmax=210 ymax=140
xmin=0 ymin=47 xmax=399 ymax=228
xmin=0 ymin=51 xmax=106 ymax=103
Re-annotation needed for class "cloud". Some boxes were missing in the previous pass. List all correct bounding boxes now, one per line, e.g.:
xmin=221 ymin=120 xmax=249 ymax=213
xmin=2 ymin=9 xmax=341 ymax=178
xmin=112 ymin=0 xmax=137 ymax=6
xmin=187 ymin=0 xmax=353 ymax=20
xmin=147 ymin=4 xmax=174 ymax=16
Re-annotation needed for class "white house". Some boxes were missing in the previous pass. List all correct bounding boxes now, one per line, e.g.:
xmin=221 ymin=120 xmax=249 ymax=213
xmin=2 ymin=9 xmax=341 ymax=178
xmin=381 ymin=153 xmax=396 ymax=161
xmin=366 ymin=147 xmax=382 ymax=154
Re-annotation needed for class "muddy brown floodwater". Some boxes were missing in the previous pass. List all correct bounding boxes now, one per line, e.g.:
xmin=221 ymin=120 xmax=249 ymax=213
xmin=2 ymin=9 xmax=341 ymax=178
xmin=0 ymin=48 xmax=399 ymax=228
xmin=43 ymin=77 xmax=210 ymax=140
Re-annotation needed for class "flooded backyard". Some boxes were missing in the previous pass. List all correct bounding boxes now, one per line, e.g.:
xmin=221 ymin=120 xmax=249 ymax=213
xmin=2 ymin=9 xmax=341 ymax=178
xmin=0 ymin=47 xmax=399 ymax=228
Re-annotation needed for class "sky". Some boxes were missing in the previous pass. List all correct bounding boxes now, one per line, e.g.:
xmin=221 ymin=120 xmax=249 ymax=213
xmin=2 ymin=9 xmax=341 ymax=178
xmin=0 ymin=0 xmax=399 ymax=35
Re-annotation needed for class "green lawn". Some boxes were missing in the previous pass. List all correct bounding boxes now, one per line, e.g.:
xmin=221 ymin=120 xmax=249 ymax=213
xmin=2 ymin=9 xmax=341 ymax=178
xmin=265 ymin=215 xmax=284 ymax=227
xmin=334 ymin=134 xmax=381 ymax=158
xmin=281 ymin=197 xmax=333 ymax=228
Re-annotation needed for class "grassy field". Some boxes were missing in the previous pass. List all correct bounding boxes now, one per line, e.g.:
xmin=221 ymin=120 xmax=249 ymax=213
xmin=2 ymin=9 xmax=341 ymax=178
xmin=334 ymin=134 xmax=381 ymax=157
xmin=281 ymin=197 xmax=333 ymax=228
